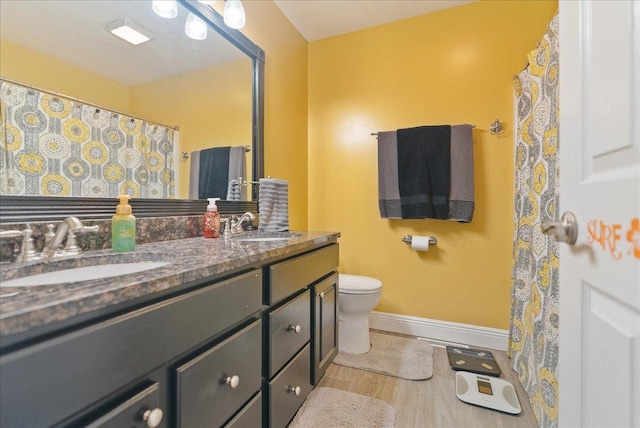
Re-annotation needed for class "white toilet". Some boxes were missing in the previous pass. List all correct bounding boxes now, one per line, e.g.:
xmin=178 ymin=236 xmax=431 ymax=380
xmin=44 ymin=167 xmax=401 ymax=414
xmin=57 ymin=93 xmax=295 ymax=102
xmin=338 ymin=273 xmax=383 ymax=354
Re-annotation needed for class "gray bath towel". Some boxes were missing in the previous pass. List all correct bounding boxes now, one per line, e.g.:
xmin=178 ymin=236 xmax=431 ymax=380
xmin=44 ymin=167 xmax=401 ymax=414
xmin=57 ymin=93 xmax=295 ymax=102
xmin=226 ymin=179 xmax=241 ymax=201
xmin=377 ymin=131 xmax=402 ymax=218
xmin=448 ymin=125 xmax=474 ymax=222
xmin=258 ymin=178 xmax=289 ymax=231
xmin=227 ymin=146 xmax=247 ymax=200
xmin=188 ymin=150 xmax=200 ymax=199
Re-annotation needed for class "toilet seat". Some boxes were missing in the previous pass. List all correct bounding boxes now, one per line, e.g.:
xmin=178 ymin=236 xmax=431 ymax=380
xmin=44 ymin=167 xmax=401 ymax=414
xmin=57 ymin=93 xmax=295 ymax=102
xmin=339 ymin=274 xmax=382 ymax=295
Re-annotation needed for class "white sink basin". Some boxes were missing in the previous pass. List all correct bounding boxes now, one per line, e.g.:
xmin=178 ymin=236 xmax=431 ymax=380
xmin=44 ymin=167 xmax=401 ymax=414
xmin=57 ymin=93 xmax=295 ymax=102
xmin=233 ymin=232 xmax=301 ymax=242
xmin=1 ymin=262 xmax=170 ymax=287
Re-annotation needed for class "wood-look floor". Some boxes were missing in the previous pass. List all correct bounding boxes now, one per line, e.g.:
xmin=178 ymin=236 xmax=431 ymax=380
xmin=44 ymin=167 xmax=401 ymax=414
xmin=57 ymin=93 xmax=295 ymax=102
xmin=317 ymin=330 xmax=538 ymax=428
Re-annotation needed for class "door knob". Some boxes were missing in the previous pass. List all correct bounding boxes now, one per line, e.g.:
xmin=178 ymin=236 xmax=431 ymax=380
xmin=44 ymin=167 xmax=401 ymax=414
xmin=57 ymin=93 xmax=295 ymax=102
xmin=541 ymin=211 xmax=578 ymax=245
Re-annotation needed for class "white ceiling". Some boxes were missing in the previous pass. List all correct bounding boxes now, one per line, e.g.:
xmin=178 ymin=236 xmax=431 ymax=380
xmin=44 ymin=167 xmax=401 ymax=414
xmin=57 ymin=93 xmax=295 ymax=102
xmin=0 ymin=0 xmax=245 ymax=86
xmin=0 ymin=0 xmax=476 ymax=86
xmin=273 ymin=0 xmax=476 ymax=42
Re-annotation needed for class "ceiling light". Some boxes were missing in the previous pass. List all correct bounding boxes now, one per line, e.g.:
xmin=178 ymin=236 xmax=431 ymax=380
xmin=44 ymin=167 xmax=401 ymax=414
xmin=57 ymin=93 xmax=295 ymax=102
xmin=197 ymin=0 xmax=217 ymax=5
xmin=105 ymin=19 xmax=155 ymax=45
xmin=152 ymin=0 xmax=178 ymax=19
xmin=185 ymin=13 xmax=208 ymax=40
xmin=223 ymin=0 xmax=245 ymax=29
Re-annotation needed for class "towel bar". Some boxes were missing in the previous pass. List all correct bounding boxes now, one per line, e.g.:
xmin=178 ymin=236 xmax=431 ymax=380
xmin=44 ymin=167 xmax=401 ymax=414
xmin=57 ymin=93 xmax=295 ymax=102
xmin=180 ymin=145 xmax=251 ymax=161
xmin=371 ymin=123 xmax=479 ymax=136
xmin=402 ymin=235 xmax=437 ymax=246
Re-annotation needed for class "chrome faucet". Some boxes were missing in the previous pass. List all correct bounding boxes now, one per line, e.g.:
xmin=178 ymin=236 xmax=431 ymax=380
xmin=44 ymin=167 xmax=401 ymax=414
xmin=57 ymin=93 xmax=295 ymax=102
xmin=225 ymin=212 xmax=256 ymax=235
xmin=1 ymin=227 xmax=44 ymax=263
xmin=42 ymin=217 xmax=99 ymax=258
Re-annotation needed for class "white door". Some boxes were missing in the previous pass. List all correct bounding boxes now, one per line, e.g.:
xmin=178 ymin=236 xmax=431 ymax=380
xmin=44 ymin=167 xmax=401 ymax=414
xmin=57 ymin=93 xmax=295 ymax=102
xmin=558 ymin=1 xmax=640 ymax=427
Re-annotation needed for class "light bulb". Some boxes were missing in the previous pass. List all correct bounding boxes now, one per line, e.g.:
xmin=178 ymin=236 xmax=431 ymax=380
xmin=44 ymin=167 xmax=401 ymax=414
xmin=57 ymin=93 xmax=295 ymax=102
xmin=185 ymin=12 xmax=207 ymax=40
xmin=152 ymin=0 xmax=178 ymax=19
xmin=224 ymin=0 xmax=245 ymax=29
xmin=197 ymin=0 xmax=217 ymax=5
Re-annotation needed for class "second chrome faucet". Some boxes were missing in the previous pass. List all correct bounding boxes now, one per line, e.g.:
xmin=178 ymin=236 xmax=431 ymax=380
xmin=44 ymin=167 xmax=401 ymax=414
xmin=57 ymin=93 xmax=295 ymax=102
xmin=0 ymin=217 xmax=100 ymax=262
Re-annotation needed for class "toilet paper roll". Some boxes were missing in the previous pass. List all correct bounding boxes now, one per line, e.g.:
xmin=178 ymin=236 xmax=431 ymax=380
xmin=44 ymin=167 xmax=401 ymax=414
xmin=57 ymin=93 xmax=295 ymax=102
xmin=411 ymin=236 xmax=432 ymax=252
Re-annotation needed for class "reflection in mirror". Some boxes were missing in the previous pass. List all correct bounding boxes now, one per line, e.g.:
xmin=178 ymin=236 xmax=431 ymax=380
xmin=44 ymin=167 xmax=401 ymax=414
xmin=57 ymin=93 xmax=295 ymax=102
xmin=0 ymin=0 xmax=264 ymax=215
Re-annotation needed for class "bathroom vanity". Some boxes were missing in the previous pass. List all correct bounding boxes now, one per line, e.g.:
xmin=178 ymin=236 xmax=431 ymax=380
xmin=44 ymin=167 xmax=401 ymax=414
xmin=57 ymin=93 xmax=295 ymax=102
xmin=0 ymin=231 xmax=339 ymax=428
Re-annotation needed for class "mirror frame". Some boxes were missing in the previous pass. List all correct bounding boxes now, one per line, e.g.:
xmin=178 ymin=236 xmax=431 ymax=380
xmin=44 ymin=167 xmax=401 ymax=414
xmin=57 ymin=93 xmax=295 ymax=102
xmin=0 ymin=0 xmax=264 ymax=223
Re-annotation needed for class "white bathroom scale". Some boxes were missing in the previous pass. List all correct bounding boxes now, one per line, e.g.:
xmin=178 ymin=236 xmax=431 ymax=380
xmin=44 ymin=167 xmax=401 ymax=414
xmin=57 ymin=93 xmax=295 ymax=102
xmin=455 ymin=371 xmax=521 ymax=415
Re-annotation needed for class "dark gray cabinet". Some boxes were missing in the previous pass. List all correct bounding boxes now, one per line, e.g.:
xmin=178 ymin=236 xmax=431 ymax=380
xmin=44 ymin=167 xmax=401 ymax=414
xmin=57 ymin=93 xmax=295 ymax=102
xmin=311 ymin=272 xmax=339 ymax=385
xmin=267 ymin=344 xmax=312 ymax=428
xmin=266 ymin=289 xmax=311 ymax=378
xmin=263 ymin=243 xmax=339 ymax=427
xmin=85 ymin=382 xmax=162 ymax=428
xmin=0 ymin=242 xmax=339 ymax=428
xmin=176 ymin=320 xmax=262 ymax=428
xmin=223 ymin=392 xmax=262 ymax=428
xmin=0 ymin=269 xmax=262 ymax=428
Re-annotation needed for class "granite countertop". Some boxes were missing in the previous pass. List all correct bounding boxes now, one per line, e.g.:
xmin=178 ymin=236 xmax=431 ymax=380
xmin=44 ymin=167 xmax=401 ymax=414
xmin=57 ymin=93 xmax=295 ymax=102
xmin=0 ymin=231 xmax=339 ymax=342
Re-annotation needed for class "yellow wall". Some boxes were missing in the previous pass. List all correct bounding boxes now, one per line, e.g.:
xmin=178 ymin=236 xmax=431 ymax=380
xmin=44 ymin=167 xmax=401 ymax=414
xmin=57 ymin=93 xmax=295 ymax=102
xmin=0 ymin=39 xmax=130 ymax=113
xmin=308 ymin=1 xmax=557 ymax=329
xmin=239 ymin=1 xmax=309 ymax=230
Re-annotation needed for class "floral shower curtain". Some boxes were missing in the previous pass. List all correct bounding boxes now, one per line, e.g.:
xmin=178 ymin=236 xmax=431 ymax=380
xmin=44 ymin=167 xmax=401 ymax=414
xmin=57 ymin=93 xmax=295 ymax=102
xmin=508 ymin=12 xmax=560 ymax=428
xmin=0 ymin=79 xmax=176 ymax=198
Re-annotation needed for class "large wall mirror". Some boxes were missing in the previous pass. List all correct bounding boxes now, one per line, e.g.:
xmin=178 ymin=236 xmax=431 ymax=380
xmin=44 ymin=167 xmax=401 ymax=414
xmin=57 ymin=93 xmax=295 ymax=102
xmin=0 ymin=0 xmax=264 ymax=222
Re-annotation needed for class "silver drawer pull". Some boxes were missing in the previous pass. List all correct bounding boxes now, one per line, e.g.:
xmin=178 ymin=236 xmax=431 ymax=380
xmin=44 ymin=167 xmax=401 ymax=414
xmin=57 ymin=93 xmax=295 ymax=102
xmin=142 ymin=408 xmax=163 ymax=428
xmin=288 ymin=324 xmax=302 ymax=334
xmin=225 ymin=375 xmax=240 ymax=389
xmin=288 ymin=385 xmax=301 ymax=396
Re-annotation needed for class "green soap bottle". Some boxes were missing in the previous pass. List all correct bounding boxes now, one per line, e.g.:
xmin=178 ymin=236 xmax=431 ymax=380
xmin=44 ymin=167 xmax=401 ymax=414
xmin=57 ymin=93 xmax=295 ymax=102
xmin=112 ymin=194 xmax=136 ymax=252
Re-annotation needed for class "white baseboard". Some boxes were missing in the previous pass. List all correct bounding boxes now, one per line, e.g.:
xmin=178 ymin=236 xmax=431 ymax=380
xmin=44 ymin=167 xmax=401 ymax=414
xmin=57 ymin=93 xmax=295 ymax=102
xmin=368 ymin=311 xmax=509 ymax=351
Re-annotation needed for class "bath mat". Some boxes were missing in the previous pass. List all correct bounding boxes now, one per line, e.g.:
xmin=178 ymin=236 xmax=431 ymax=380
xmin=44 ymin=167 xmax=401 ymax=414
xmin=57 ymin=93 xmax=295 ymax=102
xmin=333 ymin=332 xmax=433 ymax=380
xmin=288 ymin=387 xmax=395 ymax=428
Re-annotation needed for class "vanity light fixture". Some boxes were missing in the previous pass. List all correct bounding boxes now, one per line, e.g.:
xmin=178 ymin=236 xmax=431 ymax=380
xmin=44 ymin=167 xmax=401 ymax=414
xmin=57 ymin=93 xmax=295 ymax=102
xmin=223 ymin=0 xmax=245 ymax=29
xmin=152 ymin=0 xmax=178 ymax=19
xmin=185 ymin=12 xmax=208 ymax=40
xmin=105 ymin=19 xmax=155 ymax=45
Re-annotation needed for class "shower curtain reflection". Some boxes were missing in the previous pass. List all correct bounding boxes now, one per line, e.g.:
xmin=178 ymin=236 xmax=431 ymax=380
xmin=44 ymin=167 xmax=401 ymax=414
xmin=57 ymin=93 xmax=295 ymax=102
xmin=0 ymin=79 xmax=177 ymax=198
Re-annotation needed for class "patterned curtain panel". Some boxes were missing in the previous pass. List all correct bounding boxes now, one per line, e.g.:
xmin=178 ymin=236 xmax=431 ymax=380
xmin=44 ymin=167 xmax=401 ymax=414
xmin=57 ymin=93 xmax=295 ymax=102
xmin=508 ymin=12 xmax=559 ymax=428
xmin=0 ymin=80 xmax=176 ymax=198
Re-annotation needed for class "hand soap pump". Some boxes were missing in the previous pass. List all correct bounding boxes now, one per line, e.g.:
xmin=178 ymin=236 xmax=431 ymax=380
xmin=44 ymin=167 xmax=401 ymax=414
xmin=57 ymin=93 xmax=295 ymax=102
xmin=112 ymin=194 xmax=136 ymax=252
xmin=203 ymin=198 xmax=221 ymax=238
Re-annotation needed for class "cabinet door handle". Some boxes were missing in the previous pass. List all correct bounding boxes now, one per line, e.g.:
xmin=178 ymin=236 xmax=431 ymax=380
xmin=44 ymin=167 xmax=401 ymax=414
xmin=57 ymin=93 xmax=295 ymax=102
xmin=287 ymin=385 xmax=301 ymax=396
xmin=142 ymin=408 xmax=163 ymax=428
xmin=225 ymin=375 xmax=240 ymax=389
xmin=288 ymin=324 xmax=302 ymax=334
xmin=319 ymin=291 xmax=325 ymax=299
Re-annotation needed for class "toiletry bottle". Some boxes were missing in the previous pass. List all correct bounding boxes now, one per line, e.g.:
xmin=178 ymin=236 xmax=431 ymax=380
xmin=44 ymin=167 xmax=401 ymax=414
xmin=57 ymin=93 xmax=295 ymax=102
xmin=112 ymin=195 xmax=136 ymax=252
xmin=203 ymin=198 xmax=221 ymax=238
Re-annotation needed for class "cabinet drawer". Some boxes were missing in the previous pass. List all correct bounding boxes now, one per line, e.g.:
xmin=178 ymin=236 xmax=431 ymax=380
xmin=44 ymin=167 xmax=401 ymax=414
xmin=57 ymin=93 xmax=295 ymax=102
xmin=86 ymin=383 xmax=162 ymax=428
xmin=223 ymin=392 xmax=262 ymax=428
xmin=267 ymin=344 xmax=311 ymax=428
xmin=0 ymin=269 xmax=262 ymax=428
xmin=176 ymin=320 xmax=262 ymax=428
xmin=267 ymin=289 xmax=311 ymax=377
xmin=267 ymin=244 xmax=338 ymax=305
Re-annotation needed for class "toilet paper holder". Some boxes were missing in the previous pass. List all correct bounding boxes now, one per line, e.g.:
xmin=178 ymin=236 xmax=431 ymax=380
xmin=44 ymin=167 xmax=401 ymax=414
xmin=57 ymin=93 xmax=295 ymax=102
xmin=402 ymin=235 xmax=437 ymax=246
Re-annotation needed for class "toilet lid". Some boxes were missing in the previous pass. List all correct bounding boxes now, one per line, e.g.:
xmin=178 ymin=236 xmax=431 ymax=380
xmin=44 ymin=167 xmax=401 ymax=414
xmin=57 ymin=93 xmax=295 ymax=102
xmin=339 ymin=274 xmax=382 ymax=295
